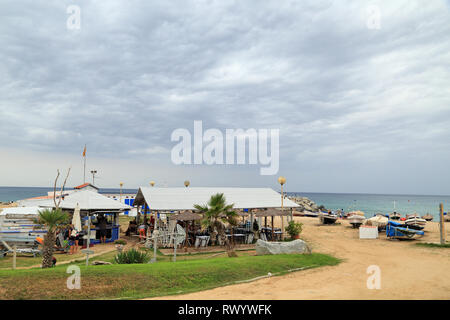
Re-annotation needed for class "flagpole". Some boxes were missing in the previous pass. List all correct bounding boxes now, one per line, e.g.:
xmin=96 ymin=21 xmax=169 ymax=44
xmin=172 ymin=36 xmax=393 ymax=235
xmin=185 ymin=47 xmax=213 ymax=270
xmin=83 ymin=145 xmax=86 ymax=184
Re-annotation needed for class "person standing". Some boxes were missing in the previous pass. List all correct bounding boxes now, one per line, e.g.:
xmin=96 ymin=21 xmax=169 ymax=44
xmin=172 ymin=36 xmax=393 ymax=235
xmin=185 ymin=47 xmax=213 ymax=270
xmin=97 ymin=214 xmax=107 ymax=244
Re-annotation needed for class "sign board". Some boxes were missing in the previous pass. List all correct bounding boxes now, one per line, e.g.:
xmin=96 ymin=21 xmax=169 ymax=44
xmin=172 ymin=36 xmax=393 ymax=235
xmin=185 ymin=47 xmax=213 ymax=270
xmin=359 ymin=226 xmax=378 ymax=239
xmin=81 ymin=249 xmax=94 ymax=255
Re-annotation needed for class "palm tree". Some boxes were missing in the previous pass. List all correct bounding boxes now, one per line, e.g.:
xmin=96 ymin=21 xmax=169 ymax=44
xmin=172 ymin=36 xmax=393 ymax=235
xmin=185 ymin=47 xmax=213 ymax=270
xmin=194 ymin=193 xmax=238 ymax=255
xmin=35 ymin=208 xmax=69 ymax=268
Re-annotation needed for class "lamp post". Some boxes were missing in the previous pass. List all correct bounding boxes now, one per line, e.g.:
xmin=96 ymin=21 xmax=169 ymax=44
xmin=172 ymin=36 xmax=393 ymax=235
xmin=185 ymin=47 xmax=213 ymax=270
xmin=184 ymin=180 xmax=190 ymax=187
xmin=120 ymin=182 xmax=124 ymax=203
xmin=150 ymin=181 xmax=155 ymax=187
xmin=278 ymin=176 xmax=286 ymax=240
xmin=90 ymin=170 xmax=97 ymax=185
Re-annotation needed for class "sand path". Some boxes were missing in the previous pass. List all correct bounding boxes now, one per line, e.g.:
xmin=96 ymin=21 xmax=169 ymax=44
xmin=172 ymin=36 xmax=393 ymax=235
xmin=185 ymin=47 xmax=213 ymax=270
xmin=151 ymin=217 xmax=450 ymax=300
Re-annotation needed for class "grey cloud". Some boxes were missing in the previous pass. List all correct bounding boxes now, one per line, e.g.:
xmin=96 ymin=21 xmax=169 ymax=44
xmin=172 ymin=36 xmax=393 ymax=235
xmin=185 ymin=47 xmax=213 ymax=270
xmin=0 ymin=0 xmax=449 ymax=193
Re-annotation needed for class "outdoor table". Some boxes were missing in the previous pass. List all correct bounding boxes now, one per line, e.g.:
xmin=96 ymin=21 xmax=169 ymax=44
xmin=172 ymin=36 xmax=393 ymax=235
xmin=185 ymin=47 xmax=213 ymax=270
xmin=227 ymin=234 xmax=246 ymax=244
xmin=195 ymin=236 xmax=210 ymax=248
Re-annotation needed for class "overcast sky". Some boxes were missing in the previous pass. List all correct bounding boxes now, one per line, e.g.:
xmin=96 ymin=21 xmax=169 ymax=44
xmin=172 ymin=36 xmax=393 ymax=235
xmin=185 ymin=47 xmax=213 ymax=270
xmin=0 ymin=0 xmax=449 ymax=195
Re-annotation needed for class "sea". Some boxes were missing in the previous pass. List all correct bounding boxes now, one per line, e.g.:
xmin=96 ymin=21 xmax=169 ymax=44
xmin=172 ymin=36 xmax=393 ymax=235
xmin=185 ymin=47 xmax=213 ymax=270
xmin=0 ymin=187 xmax=449 ymax=220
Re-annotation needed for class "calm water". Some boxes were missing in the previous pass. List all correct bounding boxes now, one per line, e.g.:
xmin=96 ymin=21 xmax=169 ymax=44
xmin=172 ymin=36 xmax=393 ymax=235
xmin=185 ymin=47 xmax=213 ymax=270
xmin=1 ymin=187 xmax=448 ymax=219
xmin=288 ymin=192 xmax=450 ymax=219
xmin=0 ymin=187 xmax=138 ymax=202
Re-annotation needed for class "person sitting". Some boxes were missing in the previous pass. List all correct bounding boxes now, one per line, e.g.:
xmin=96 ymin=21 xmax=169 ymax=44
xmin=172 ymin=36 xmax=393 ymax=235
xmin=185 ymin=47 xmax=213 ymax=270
xmin=125 ymin=219 xmax=137 ymax=236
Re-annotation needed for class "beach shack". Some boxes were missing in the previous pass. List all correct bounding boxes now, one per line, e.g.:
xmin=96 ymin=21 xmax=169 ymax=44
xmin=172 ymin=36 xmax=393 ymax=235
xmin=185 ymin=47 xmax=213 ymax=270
xmin=36 ymin=190 xmax=131 ymax=244
xmin=132 ymin=187 xmax=299 ymax=246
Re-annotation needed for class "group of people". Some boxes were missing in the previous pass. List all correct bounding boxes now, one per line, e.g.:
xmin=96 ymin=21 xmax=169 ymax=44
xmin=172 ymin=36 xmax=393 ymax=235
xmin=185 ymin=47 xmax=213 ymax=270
xmin=125 ymin=216 xmax=155 ymax=241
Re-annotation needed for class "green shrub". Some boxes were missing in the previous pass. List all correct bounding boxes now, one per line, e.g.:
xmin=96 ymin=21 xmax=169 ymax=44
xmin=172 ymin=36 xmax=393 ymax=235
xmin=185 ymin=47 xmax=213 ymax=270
xmin=114 ymin=239 xmax=127 ymax=245
xmin=114 ymin=248 xmax=149 ymax=264
xmin=285 ymin=221 xmax=303 ymax=238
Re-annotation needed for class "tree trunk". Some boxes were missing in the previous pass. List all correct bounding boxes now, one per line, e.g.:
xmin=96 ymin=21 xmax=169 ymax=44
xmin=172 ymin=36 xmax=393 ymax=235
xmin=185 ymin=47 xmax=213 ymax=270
xmin=42 ymin=231 xmax=56 ymax=268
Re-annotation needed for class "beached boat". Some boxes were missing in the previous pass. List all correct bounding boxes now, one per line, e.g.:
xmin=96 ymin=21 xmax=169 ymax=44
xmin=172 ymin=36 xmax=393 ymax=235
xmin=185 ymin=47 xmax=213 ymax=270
xmin=319 ymin=212 xmax=338 ymax=225
xmin=404 ymin=216 xmax=426 ymax=230
xmin=386 ymin=221 xmax=424 ymax=240
xmin=0 ymin=207 xmax=46 ymax=257
xmin=348 ymin=214 xmax=366 ymax=228
xmin=389 ymin=212 xmax=401 ymax=220
xmin=367 ymin=214 xmax=389 ymax=230
xmin=421 ymin=213 xmax=433 ymax=221
xmin=303 ymin=211 xmax=319 ymax=218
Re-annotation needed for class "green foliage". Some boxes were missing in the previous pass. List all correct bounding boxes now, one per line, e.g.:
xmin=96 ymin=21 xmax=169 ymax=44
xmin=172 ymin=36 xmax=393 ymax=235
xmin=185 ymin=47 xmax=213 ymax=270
xmin=114 ymin=240 xmax=127 ymax=245
xmin=416 ymin=242 xmax=450 ymax=248
xmin=34 ymin=208 xmax=69 ymax=232
xmin=0 ymin=253 xmax=340 ymax=300
xmin=114 ymin=248 xmax=149 ymax=264
xmin=285 ymin=221 xmax=303 ymax=238
xmin=194 ymin=193 xmax=237 ymax=229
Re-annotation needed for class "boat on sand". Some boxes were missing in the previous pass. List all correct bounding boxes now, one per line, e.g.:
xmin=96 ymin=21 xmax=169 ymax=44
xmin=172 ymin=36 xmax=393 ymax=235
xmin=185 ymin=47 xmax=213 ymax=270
xmin=348 ymin=214 xmax=365 ymax=228
xmin=389 ymin=212 xmax=401 ymax=220
xmin=421 ymin=213 xmax=433 ymax=221
xmin=366 ymin=214 xmax=389 ymax=230
xmin=319 ymin=211 xmax=338 ymax=225
xmin=386 ymin=220 xmax=424 ymax=240
xmin=405 ymin=216 xmax=426 ymax=230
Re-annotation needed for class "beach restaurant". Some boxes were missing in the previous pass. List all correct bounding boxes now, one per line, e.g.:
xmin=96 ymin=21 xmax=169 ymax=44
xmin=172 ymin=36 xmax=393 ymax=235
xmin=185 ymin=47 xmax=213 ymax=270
xmin=31 ymin=189 xmax=131 ymax=244
xmin=132 ymin=187 xmax=299 ymax=245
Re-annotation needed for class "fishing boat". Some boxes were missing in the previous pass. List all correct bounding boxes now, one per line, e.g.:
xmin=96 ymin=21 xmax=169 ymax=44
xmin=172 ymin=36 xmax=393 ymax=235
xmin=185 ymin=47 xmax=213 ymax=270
xmin=386 ymin=220 xmax=424 ymax=240
xmin=319 ymin=211 xmax=338 ymax=225
xmin=0 ymin=207 xmax=46 ymax=257
xmin=389 ymin=212 xmax=401 ymax=220
xmin=404 ymin=216 xmax=426 ymax=230
xmin=367 ymin=214 xmax=389 ymax=231
xmin=421 ymin=213 xmax=433 ymax=221
xmin=348 ymin=214 xmax=366 ymax=228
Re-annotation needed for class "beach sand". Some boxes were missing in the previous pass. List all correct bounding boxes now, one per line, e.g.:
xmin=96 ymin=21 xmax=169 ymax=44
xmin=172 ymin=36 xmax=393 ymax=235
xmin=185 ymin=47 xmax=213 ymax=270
xmin=151 ymin=216 xmax=450 ymax=300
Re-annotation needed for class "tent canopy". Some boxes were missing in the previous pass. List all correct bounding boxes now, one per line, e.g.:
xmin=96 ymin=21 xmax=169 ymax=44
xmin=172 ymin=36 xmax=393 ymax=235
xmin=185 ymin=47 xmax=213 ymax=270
xmin=133 ymin=187 xmax=299 ymax=211
xmin=36 ymin=190 xmax=131 ymax=211
xmin=255 ymin=208 xmax=291 ymax=217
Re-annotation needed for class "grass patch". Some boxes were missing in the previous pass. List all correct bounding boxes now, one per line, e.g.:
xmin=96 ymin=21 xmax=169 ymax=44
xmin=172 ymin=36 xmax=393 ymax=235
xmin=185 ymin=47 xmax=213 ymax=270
xmin=416 ymin=242 xmax=450 ymax=248
xmin=0 ymin=253 xmax=340 ymax=300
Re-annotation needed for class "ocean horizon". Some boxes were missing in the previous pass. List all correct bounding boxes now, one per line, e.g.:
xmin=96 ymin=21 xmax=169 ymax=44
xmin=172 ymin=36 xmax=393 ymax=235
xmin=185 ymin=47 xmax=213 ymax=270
xmin=1 ymin=186 xmax=449 ymax=219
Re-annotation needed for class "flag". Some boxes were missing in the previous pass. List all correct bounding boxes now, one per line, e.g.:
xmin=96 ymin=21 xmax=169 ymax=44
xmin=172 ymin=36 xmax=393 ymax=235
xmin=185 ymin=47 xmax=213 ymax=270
xmin=83 ymin=145 xmax=86 ymax=157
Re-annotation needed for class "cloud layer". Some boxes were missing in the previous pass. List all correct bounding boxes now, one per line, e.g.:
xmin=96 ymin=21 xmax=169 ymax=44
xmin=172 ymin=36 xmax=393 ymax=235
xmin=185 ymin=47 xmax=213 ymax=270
xmin=0 ymin=0 xmax=449 ymax=194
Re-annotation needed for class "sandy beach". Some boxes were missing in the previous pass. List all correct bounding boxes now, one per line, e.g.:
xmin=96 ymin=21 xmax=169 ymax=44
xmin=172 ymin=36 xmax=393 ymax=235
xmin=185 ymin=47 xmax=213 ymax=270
xmin=152 ymin=216 xmax=450 ymax=300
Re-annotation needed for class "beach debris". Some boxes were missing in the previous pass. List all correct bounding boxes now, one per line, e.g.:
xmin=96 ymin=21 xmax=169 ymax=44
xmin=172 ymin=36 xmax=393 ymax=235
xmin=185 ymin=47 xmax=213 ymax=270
xmin=255 ymin=239 xmax=311 ymax=255
xmin=92 ymin=261 xmax=112 ymax=265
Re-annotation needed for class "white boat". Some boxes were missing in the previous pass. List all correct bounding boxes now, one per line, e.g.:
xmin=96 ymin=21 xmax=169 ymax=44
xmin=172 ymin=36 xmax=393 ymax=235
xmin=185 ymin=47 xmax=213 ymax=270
xmin=348 ymin=214 xmax=366 ymax=228
xmin=404 ymin=216 xmax=426 ymax=230
xmin=367 ymin=214 xmax=389 ymax=230
xmin=0 ymin=207 xmax=46 ymax=256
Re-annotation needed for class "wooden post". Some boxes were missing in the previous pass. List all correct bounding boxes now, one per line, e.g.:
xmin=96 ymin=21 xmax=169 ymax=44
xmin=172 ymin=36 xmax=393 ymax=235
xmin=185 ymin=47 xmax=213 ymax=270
xmin=12 ymin=245 xmax=17 ymax=270
xmin=439 ymin=203 xmax=446 ymax=245
xmin=271 ymin=216 xmax=274 ymax=241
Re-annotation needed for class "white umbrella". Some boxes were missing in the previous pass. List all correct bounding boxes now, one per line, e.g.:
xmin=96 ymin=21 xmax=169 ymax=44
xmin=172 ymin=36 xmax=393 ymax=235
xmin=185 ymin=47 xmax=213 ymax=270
xmin=72 ymin=203 xmax=82 ymax=234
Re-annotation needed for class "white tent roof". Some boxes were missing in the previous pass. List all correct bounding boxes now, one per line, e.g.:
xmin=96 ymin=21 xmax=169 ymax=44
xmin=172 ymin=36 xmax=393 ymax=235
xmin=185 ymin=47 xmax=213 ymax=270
xmin=134 ymin=187 xmax=299 ymax=211
xmin=0 ymin=206 xmax=43 ymax=216
xmin=36 ymin=190 xmax=131 ymax=211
